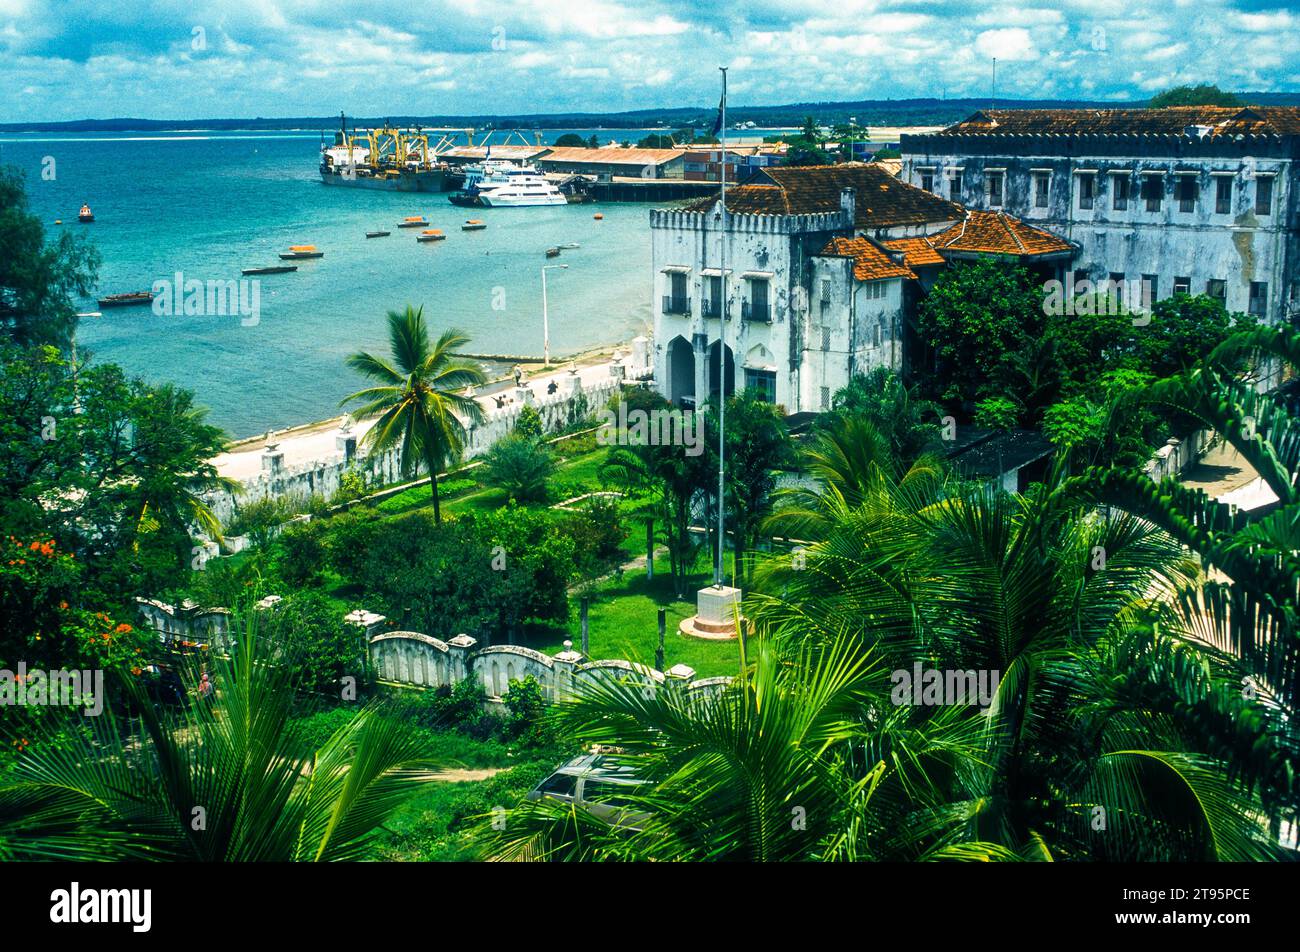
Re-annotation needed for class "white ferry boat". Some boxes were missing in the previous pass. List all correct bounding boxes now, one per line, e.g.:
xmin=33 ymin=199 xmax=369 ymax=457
xmin=451 ymin=161 xmax=567 ymax=207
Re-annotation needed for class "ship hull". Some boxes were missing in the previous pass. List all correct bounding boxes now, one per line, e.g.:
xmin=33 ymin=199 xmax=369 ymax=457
xmin=320 ymin=169 xmax=450 ymax=192
xmin=478 ymin=193 xmax=568 ymax=207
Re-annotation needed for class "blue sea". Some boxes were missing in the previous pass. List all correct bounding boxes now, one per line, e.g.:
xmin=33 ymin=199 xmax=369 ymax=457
xmin=0 ymin=128 xmax=767 ymax=437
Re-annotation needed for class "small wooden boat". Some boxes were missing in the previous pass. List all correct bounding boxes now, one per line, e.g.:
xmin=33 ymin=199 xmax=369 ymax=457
xmin=593 ymin=213 xmax=604 ymax=220
xmin=279 ymin=244 xmax=323 ymax=260
xmin=78 ymin=204 xmax=94 ymax=223
xmin=416 ymin=229 xmax=446 ymax=243
xmin=366 ymin=230 xmax=391 ymax=238
xmin=545 ymin=247 xmax=561 ymax=258
xmin=561 ymin=242 xmax=580 ymax=249
xmin=97 ymin=291 xmax=154 ymax=308
xmin=462 ymin=219 xmax=486 ymax=231
xmin=242 ymin=265 xmax=298 ymax=275
xmin=397 ymin=216 xmax=428 ymax=228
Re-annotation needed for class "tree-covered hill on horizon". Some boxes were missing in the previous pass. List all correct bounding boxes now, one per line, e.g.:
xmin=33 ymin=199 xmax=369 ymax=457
xmin=7 ymin=91 xmax=1300 ymax=134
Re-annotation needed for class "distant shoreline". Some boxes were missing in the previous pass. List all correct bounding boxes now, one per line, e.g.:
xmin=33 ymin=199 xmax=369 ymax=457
xmin=17 ymin=93 xmax=1296 ymax=134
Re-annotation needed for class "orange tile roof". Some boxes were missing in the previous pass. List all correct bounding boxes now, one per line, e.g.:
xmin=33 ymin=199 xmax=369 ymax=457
xmin=930 ymin=211 xmax=1073 ymax=258
xmin=937 ymin=106 xmax=1300 ymax=138
xmin=682 ymin=162 xmax=961 ymax=228
xmin=820 ymin=236 xmax=917 ymax=282
xmin=881 ymin=236 xmax=945 ymax=268
xmin=541 ymin=146 xmax=685 ymax=165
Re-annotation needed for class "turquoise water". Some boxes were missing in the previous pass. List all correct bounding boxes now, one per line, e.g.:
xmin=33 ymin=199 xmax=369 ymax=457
xmin=0 ymin=131 xmax=679 ymax=437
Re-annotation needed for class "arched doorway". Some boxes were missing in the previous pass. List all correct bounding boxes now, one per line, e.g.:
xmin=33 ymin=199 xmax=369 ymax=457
xmin=666 ymin=335 xmax=695 ymax=407
xmin=706 ymin=340 xmax=736 ymax=403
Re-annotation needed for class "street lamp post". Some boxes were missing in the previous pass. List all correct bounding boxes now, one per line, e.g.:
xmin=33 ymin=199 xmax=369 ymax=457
xmin=541 ymin=264 xmax=568 ymax=367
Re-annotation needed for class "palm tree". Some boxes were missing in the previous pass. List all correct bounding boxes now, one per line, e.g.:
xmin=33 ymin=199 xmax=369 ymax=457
xmin=1061 ymin=325 xmax=1300 ymax=834
xmin=343 ymin=306 xmax=485 ymax=524
xmin=0 ymin=615 xmax=443 ymax=861
xmin=487 ymin=448 xmax=1283 ymax=860
xmin=751 ymin=471 xmax=1282 ymax=860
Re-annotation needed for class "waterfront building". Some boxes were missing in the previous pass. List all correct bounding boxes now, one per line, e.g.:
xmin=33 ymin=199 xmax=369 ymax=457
xmin=649 ymin=163 xmax=1079 ymax=413
xmin=900 ymin=106 xmax=1300 ymax=324
xmin=537 ymin=146 xmax=686 ymax=179
xmin=649 ymin=163 xmax=962 ymax=412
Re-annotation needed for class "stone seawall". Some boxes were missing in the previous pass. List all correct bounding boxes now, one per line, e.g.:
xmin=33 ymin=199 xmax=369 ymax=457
xmin=202 ymin=356 xmax=638 ymax=527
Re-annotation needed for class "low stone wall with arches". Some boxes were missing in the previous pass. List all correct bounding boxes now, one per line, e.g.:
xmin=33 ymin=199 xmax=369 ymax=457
xmin=136 ymin=596 xmax=732 ymax=707
xmin=363 ymin=621 xmax=730 ymax=705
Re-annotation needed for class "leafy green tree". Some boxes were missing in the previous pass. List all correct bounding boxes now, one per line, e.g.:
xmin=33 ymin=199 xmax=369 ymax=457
xmin=1135 ymin=293 xmax=1254 ymax=381
xmin=553 ymin=133 xmax=589 ymax=147
xmin=481 ymin=432 xmax=555 ymax=504
xmin=0 ymin=618 xmax=443 ymax=861
xmin=264 ymin=591 xmax=364 ymax=700
xmin=275 ymin=520 xmax=329 ymax=588
xmin=0 ymin=344 xmax=232 ymax=609
xmin=1148 ymin=84 xmax=1241 ymax=108
xmin=341 ymin=505 xmax=573 ymax=644
xmin=343 ymin=306 xmax=486 ymax=525
xmin=914 ymin=259 xmax=1046 ymax=412
xmin=637 ymin=133 xmax=676 ymax=149
xmin=0 ymin=165 xmax=100 ymax=350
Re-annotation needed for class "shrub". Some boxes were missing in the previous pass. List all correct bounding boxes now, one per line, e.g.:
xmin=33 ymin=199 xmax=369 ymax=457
xmin=261 ymin=591 xmax=364 ymax=700
xmin=974 ymin=395 xmax=1021 ymax=431
xmin=502 ymin=675 xmax=556 ymax=748
xmin=513 ymin=404 xmax=544 ymax=441
xmin=480 ymin=433 xmax=556 ymax=504
xmin=332 ymin=467 xmax=368 ymax=505
xmin=322 ymin=506 xmax=385 ymax=581
xmin=276 ymin=520 xmax=328 ymax=587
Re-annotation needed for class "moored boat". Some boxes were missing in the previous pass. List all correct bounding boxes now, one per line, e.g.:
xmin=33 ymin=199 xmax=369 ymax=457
xmin=416 ymin=229 xmax=446 ymax=242
xmin=462 ymin=219 xmax=486 ymax=231
xmin=242 ymin=266 xmax=299 ymax=275
xmin=366 ymin=230 xmax=391 ymax=238
xmin=397 ymin=216 xmax=428 ymax=228
xmin=78 ymin=204 xmax=94 ymax=223
xmin=97 ymin=291 xmax=154 ymax=308
xmin=279 ymin=245 xmax=324 ymax=260
xmin=546 ymin=247 xmax=561 ymax=258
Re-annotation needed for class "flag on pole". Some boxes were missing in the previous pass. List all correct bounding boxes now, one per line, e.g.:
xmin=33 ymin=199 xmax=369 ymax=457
xmin=710 ymin=91 xmax=725 ymax=137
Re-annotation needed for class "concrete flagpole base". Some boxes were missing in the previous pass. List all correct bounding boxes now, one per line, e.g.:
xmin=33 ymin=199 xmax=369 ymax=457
xmin=679 ymin=584 xmax=743 ymax=640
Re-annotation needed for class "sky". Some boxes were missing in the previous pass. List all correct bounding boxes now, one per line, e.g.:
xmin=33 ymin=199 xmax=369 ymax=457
xmin=0 ymin=0 xmax=1297 ymax=121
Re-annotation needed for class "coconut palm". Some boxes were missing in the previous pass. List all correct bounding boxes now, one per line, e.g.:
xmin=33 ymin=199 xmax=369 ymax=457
xmin=1060 ymin=324 xmax=1300 ymax=831
xmin=750 ymin=470 xmax=1282 ymax=860
xmin=0 ymin=614 xmax=443 ymax=861
xmin=487 ymin=454 xmax=1284 ymax=861
xmin=343 ymin=306 xmax=485 ymax=524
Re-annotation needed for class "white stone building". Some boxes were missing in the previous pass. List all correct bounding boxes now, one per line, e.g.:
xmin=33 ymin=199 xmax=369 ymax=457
xmin=649 ymin=163 xmax=964 ymax=413
xmin=899 ymin=106 xmax=1300 ymax=324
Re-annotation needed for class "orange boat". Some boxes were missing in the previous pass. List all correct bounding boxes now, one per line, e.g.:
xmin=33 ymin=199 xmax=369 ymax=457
xmin=280 ymin=244 xmax=323 ymax=260
xmin=462 ymin=219 xmax=486 ymax=231
xmin=593 ymin=213 xmax=604 ymax=220
xmin=416 ymin=229 xmax=446 ymax=243
xmin=397 ymin=216 xmax=429 ymax=228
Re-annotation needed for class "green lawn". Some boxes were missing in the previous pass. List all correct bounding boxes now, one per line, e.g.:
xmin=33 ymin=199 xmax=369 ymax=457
xmin=519 ymin=554 xmax=744 ymax=679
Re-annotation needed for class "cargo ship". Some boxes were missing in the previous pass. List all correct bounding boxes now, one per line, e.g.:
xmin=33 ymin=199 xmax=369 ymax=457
xmin=319 ymin=113 xmax=455 ymax=192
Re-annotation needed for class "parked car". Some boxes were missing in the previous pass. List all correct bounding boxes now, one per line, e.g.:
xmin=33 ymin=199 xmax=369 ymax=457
xmin=526 ymin=753 xmax=651 ymax=831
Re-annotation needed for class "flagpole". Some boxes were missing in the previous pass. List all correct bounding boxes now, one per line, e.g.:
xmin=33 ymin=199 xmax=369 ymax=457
xmin=716 ymin=65 xmax=728 ymax=589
